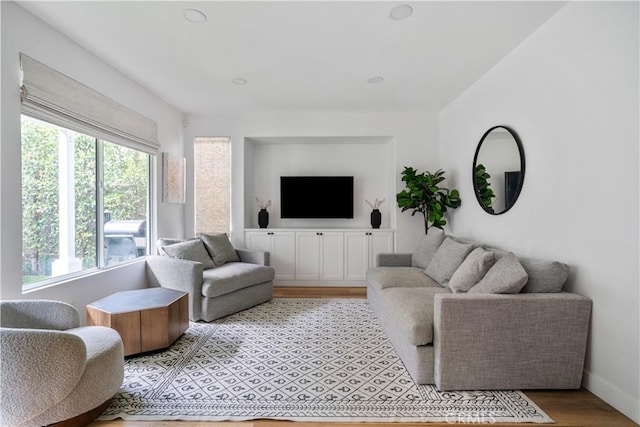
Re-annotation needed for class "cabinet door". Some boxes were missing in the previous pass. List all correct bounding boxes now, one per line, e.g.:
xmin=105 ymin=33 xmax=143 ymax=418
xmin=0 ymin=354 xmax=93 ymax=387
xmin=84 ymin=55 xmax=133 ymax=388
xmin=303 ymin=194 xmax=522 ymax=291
xmin=271 ymin=232 xmax=295 ymax=280
xmin=245 ymin=232 xmax=271 ymax=253
xmin=344 ymin=232 xmax=369 ymax=281
xmin=295 ymin=232 xmax=320 ymax=279
xmin=369 ymin=231 xmax=394 ymax=267
xmin=245 ymin=231 xmax=295 ymax=281
xmin=319 ymin=232 xmax=344 ymax=280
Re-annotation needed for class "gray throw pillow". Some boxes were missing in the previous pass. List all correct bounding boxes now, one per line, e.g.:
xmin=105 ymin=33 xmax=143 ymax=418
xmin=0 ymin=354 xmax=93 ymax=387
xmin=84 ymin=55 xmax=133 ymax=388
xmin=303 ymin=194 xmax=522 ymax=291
xmin=519 ymin=257 xmax=570 ymax=293
xmin=161 ymin=239 xmax=216 ymax=269
xmin=469 ymin=252 xmax=528 ymax=294
xmin=424 ymin=237 xmax=474 ymax=286
xmin=448 ymin=247 xmax=495 ymax=293
xmin=200 ymin=233 xmax=240 ymax=266
xmin=411 ymin=227 xmax=446 ymax=269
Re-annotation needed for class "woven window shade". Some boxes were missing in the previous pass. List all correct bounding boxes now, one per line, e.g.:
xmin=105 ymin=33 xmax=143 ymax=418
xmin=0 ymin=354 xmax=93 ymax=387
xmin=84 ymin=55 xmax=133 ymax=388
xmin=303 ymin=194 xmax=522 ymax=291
xmin=20 ymin=53 xmax=159 ymax=154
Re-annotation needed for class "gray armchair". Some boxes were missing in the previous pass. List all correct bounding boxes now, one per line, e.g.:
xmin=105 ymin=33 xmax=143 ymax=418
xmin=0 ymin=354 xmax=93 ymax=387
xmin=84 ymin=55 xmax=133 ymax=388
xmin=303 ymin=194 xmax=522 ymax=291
xmin=146 ymin=236 xmax=275 ymax=322
xmin=0 ymin=300 xmax=124 ymax=427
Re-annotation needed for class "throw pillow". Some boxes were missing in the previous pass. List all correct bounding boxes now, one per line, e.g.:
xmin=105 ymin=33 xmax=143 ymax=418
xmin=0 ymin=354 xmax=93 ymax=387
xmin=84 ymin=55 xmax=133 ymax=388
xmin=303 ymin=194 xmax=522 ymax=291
xmin=200 ymin=233 xmax=240 ymax=266
xmin=160 ymin=239 xmax=216 ymax=269
xmin=468 ymin=252 xmax=528 ymax=294
xmin=519 ymin=257 xmax=570 ymax=293
xmin=448 ymin=247 xmax=496 ymax=293
xmin=424 ymin=237 xmax=474 ymax=286
xmin=157 ymin=237 xmax=188 ymax=253
xmin=411 ymin=227 xmax=446 ymax=269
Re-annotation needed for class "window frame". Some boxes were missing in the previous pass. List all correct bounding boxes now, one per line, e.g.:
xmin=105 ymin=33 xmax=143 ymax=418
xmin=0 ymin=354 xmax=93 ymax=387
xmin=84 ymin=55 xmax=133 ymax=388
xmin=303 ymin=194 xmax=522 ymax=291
xmin=19 ymin=54 xmax=159 ymax=291
xmin=20 ymin=115 xmax=155 ymax=292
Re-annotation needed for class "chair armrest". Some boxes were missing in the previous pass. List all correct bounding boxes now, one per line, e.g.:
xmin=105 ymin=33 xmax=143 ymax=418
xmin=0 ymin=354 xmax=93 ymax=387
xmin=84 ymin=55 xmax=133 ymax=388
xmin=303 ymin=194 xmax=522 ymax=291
xmin=0 ymin=328 xmax=86 ymax=426
xmin=236 ymin=249 xmax=270 ymax=266
xmin=146 ymin=256 xmax=203 ymax=320
xmin=433 ymin=292 xmax=592 ymax=390
xmin=0 ymin=300 xmax=80 ymax=330
xmin=377 ymin=253 xmax=412 ymax=267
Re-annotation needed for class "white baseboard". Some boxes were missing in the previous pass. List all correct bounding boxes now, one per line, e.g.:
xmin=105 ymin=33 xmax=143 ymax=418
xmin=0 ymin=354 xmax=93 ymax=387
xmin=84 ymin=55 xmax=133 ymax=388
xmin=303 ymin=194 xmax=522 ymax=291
xmin=583 ymin=370 xmax=640 ymax=424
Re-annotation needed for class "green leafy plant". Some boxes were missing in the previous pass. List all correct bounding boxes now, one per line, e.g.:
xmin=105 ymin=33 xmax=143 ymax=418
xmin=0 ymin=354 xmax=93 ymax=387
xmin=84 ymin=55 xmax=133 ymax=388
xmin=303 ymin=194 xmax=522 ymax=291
xmin=474 ymin=163 xmax=495 ymax=212
xmin=396 ymin=167 xmax=461 ymax=234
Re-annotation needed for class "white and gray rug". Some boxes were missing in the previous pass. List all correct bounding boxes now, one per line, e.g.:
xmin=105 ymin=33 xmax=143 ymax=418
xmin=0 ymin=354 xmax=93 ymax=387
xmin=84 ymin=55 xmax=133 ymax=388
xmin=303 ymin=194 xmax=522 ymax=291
xmin=99 ymin=298 xmax=552 ymax=423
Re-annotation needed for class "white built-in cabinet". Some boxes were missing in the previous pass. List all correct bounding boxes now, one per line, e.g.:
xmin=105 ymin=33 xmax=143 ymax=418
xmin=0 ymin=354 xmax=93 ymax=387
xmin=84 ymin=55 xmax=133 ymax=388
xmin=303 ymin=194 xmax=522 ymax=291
xmin=344 ymin=231 xmax=395 ymax=280
xmin=244 ymin=229 xmax=394 ymax=285
xmin=244 ymin=231 xmax=295 ymax=280
xmin=295 ymin=231 xmax=344 ymax=281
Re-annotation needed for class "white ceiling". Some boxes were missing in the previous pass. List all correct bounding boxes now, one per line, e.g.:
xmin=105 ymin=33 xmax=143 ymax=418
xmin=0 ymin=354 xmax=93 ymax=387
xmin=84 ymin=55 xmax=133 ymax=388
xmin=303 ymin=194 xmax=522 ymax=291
xmin=19 ymin=1 xmax=566 ymax=115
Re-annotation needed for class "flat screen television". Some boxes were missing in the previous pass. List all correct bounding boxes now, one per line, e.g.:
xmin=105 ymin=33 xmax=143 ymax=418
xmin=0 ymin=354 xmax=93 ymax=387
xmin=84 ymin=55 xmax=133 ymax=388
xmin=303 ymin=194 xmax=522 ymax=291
xmin=280 ymin=176 xmax=354 ymax=219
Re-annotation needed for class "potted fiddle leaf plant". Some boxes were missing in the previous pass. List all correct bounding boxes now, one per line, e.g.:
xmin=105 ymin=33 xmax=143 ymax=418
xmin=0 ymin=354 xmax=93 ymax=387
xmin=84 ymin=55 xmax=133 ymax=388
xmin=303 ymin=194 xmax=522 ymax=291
xmin=396 ymin=167 xmax=461 ymax=234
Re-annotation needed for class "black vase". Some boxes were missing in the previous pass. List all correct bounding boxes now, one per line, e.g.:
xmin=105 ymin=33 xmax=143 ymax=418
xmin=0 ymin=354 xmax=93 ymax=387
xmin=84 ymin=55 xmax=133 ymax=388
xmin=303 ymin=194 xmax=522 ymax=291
xmin=370 ymin=209 xmax=381 ymax=229
xmin=258 ymin=209 xmax=269 ymax=228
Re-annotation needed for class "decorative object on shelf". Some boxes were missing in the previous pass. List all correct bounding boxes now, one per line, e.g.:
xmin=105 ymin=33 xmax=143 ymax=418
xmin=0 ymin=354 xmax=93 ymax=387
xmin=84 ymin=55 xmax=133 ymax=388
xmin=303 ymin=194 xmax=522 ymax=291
xmin=396 ymin=167 xmax=461 ymax=234
xmin=258 ymin=209 xmax=269 ymax=228
xmin=255 ymin=197 xmax=271 ymax=228
xmin=474 ymin=163 xmax=495 ymax=213
xmin=366 ymin=198 xmax=385 ymax=229
xmin=162 ymin=153 xmax=186 ymax=204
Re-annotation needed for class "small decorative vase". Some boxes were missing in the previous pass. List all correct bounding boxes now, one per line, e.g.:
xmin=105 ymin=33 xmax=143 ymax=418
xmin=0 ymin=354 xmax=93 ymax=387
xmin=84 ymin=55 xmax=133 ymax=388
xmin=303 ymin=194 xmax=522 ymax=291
xmin=258 ymin=209 xmax=269 ymax=228
xmin=370 ymin=209 xmax=381 ymax=229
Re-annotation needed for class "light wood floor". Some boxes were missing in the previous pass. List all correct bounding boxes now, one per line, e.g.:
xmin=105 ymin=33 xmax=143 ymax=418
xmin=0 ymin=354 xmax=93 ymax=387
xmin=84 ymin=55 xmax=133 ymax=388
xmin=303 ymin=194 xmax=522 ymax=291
xmin=90 ymin=287 xmax=637 ymax=427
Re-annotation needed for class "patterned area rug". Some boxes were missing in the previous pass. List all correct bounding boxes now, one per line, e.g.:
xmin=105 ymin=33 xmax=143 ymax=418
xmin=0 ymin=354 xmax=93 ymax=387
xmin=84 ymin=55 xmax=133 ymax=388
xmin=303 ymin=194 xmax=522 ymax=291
xmin=99 ymin=298 xmax=552 ymax=423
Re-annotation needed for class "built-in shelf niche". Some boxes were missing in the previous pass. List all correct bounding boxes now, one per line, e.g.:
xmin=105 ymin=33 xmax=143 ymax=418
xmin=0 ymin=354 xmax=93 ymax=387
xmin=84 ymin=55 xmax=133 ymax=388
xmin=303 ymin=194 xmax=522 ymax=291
xmin=244 ymin=136 xmax=395 ymax=230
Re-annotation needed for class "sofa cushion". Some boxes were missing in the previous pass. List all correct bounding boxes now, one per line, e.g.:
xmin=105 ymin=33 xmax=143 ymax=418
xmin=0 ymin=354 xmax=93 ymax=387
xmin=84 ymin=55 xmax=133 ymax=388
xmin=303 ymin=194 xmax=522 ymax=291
xmin=200 ymin=233 xmax=240 ymax=266
xmin=367 ymin=267 xmax=441 ymax=292
xmin=380 ymin=287 xmax=451 ymax=346
xmin=157 ymin=237 xmax=187 ymax=248
xmin=424 ymin=237 xmax=474 ymax=286
xmin=157 ymin=237 xmax=197 ymax=255
xmin=202 ymin=262 xmax=275 ymax=298
xmin=448 ymin=247 xmax=495 ymax=293
xmin=411 ymin=228 xmax=445 ymax=268
xmin=469 ymin=252 xmax=528 ymax=294
xmin=160 ymin=239 xmax=216 ymax=269
xmin=485 ymin=247 xmax=570 ymax=293
xmin=519 ymin=257 xmax=570 ymax=293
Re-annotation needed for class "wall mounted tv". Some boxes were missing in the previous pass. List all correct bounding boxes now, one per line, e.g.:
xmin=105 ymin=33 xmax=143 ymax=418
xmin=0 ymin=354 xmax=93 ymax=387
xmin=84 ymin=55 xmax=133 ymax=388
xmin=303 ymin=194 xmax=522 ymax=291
xmin=280 ymin=176 xmax=354 ymax=219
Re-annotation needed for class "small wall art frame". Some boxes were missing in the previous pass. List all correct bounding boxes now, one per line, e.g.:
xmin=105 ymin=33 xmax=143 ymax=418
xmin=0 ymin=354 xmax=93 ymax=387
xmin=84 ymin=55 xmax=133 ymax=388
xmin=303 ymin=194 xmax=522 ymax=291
xmin=162 ymin=152 xmax=186 ymax=204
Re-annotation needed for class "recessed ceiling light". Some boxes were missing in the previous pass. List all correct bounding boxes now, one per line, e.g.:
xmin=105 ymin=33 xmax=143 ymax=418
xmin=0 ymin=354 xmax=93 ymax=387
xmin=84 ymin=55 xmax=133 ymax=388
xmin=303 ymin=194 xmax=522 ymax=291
xmin=183 ymin=8 xmax=207 ymax=24
xmin=389 ymin=4 xmax=413 ymax=21
xmin=368 ymin=76 xmax=384 ymax=84
xmin=232 ymin=78 xmax=248 ymax=86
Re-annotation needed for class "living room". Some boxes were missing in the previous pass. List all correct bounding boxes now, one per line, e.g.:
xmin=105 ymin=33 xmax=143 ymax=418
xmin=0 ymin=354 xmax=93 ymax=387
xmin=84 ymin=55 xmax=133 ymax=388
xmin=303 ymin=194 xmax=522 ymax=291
xmin=1 ymin=1 xmax=638 ymax=426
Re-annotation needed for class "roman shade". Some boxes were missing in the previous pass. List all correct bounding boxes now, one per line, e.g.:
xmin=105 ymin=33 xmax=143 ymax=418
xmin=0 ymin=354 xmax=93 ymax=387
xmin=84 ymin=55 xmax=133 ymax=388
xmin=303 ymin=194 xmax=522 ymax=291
xmin=19 ymin=53 xmax=159 ymax=154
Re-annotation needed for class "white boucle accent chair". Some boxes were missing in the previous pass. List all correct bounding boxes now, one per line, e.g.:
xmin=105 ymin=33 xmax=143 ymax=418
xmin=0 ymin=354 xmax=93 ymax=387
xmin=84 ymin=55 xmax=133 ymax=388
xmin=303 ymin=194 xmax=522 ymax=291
xmin=0 ymin=300 xmax=124 ymax=427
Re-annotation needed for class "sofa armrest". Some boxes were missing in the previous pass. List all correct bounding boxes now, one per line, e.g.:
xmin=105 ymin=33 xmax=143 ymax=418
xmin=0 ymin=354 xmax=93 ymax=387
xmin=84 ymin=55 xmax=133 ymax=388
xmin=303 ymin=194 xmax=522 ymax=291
xmin=236 ymin=249 xmax=270 ymax=266
xmin=0 ymin=328 xmax=86 ymax=426
xmin=0 ymin=300 xmax=80 ymax=330
xmin=377 ymin=253 xmax=412 ymax=267
xmin=146 ymin=256 xmax=204 ymax=320
xmin=433 ymin=292 xmax=592 ymax=390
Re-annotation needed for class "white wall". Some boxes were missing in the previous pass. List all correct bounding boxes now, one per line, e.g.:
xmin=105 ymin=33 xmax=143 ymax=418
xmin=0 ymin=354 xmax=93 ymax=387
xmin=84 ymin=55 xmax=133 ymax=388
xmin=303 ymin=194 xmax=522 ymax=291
xmin=183 ymin=112 xmax=439 ymax=251
xmin=0 ymin=2 xmax=185 ymax=321
xmin=439 ymin=2 xmax=639 ymax=422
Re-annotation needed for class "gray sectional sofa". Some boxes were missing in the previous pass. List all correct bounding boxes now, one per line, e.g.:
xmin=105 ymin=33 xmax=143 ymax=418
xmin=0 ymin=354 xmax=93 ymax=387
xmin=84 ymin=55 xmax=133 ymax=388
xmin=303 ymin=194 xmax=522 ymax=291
xmin=366 ymin=228 xmax=592 ymax=391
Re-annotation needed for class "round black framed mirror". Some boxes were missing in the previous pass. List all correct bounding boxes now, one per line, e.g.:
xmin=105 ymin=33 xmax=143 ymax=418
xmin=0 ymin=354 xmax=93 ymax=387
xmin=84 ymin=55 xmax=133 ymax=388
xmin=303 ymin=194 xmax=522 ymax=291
xmin=472 ymin=125 xmax=525 ymax=215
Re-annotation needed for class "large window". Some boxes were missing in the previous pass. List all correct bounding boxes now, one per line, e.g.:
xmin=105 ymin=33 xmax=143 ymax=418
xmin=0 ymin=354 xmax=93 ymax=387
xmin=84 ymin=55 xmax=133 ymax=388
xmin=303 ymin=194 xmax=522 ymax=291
xmin=194 ymin=137 xmax=231 ymax=234
xmin=21 ymin=115 xmax=151 ymax=287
